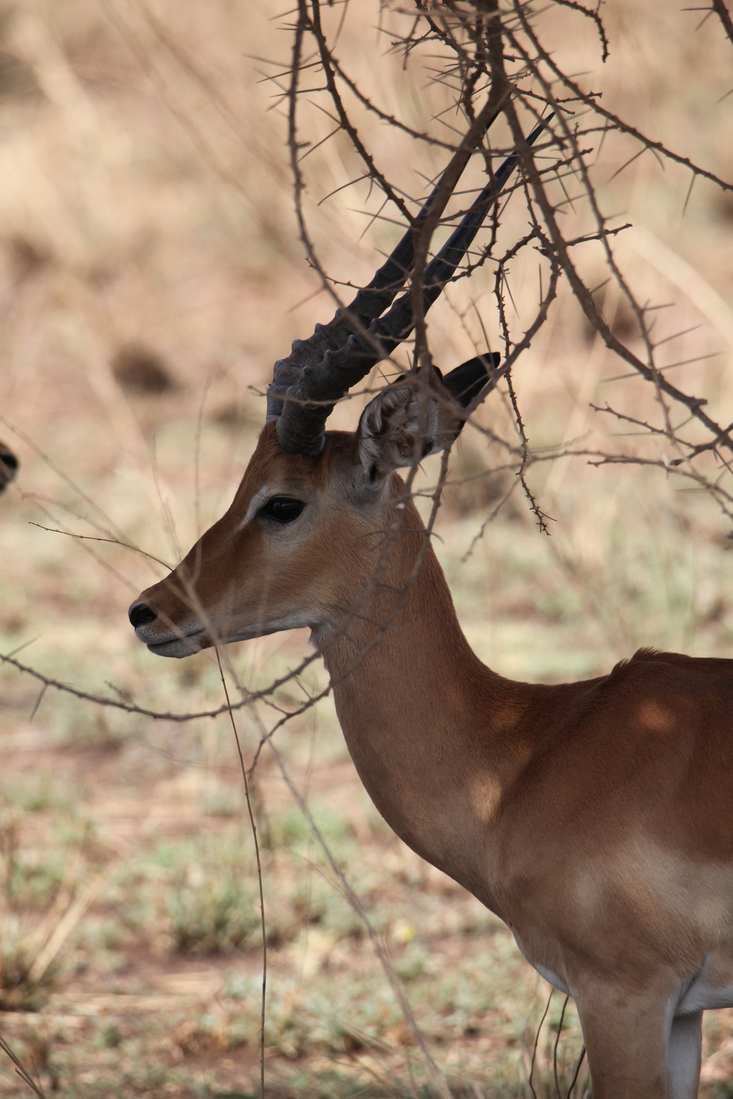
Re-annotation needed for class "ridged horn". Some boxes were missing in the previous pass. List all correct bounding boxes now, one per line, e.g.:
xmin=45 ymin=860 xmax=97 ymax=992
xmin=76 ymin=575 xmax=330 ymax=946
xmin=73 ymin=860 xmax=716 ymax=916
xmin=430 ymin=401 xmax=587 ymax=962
xmin=271 ymin=115 xmax=550 ymax=456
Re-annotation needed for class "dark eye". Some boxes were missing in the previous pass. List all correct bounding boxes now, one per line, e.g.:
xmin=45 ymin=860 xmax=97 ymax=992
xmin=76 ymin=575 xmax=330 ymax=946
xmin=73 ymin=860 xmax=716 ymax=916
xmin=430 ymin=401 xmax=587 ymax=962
xmin=259 ymin=496 xmax=305 ymax=523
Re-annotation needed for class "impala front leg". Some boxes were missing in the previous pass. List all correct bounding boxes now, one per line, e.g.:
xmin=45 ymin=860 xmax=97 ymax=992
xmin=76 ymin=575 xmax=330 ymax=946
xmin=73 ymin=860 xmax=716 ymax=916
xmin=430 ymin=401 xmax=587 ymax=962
xmin=667 ymin=1013 xmax=702 ymax=1099
xmin=575 ymin=982 xmax=673 ymax=1099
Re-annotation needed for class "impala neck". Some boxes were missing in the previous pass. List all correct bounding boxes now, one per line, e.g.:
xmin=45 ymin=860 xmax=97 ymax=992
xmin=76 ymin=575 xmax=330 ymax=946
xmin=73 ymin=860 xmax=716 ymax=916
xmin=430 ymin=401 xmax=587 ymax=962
xmin=320 ymin=496 xmax=530 ymax=900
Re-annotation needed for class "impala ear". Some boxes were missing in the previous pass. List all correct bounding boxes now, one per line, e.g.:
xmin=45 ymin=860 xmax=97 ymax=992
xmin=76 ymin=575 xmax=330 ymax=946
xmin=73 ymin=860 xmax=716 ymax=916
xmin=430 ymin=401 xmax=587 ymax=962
xmin=354 ymin=353 xmax=499 ymax=482
xmin=355 ymin=377 xmax=442 ymax=483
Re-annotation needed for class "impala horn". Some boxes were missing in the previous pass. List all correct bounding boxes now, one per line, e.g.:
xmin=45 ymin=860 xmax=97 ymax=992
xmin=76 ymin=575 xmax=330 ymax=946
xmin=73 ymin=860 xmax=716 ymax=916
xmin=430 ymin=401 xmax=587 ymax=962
xmin=268 ymin=115 xmax=550 ymax=456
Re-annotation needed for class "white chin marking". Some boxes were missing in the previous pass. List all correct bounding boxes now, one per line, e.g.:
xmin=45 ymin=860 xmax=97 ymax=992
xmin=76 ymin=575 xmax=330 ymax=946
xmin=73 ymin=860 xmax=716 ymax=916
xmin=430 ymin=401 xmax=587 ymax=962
xmin=147 ymin=637 xmax=203 ymax=659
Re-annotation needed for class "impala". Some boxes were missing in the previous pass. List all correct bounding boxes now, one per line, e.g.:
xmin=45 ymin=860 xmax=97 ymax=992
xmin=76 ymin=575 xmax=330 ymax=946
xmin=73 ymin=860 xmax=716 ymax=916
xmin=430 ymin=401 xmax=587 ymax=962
xmin=0 ymin=442 xmax=18 ymax=494
xmin=129 ymin=121 xmax=733 ymax=1099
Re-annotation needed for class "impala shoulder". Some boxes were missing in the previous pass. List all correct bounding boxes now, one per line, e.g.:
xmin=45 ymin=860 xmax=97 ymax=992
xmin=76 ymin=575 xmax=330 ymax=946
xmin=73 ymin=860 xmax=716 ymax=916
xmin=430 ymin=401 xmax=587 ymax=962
xmin=628 ymin=646 xmax=733 ymax=666
xmin=611 ymin=647 xmax=733 ymax=680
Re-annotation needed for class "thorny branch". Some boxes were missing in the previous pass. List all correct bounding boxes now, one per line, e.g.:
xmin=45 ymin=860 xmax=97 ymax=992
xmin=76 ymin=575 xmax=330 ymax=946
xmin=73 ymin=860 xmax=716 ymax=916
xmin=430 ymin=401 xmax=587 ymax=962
xmin=710 ymin=0 xmax=733 ymax=49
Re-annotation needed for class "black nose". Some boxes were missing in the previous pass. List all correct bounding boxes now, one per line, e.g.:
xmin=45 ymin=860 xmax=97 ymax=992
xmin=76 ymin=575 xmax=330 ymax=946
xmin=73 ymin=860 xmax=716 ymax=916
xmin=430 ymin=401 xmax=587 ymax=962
xmin=129 ymin=602 xmax=157 ymax=628
xmin=0 ymin=451 xmax=18 ymax=492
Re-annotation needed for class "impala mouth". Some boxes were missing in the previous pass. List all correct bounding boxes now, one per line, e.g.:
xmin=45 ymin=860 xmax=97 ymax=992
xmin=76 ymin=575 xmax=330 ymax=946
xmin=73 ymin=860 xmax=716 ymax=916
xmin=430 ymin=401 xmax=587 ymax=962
xmin=132 ymin=611 xmax=315 ymax=657
xmin=137 ymin=625 xmax=206 ymax=658
xmin=148 ymin=637 xmax=202 ymax=658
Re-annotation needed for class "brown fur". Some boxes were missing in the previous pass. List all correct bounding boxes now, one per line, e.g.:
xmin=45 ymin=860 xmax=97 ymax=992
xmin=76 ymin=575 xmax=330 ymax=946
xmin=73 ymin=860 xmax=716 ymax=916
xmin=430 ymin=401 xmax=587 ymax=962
xmin=131 ymin=419 xmax=733 ymax=1098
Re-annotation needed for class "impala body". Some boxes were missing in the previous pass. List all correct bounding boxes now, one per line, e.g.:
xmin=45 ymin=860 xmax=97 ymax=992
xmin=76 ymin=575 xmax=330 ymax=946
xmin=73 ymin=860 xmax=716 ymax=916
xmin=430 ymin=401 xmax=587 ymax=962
xmin=128 ymin=122 xmax=733 ymax=1096
xmin=131 ymin=407 xmax=733 ymax=1099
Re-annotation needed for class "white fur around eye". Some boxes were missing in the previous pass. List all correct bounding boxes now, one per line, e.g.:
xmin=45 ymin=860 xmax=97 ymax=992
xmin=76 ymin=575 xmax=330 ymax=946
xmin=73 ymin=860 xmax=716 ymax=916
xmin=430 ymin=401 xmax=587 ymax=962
xmin=236 ymin=487 xmax=271 ymax=531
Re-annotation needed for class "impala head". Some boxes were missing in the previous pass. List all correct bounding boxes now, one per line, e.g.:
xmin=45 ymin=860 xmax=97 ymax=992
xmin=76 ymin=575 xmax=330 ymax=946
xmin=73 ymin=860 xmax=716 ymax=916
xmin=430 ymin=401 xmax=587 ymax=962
xmin=129 ymin=361 xmax=496 ymax=657
xmin=128 ymin=117 xmax=549 ymax=657
xmin=0 ymin=442 xmax=18 ymax=494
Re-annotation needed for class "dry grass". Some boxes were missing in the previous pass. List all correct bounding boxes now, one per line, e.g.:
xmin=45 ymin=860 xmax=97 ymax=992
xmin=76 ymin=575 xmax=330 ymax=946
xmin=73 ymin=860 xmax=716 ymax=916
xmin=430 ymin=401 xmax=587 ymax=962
xmin=0 ymin=1 xmax=732 ymax=1095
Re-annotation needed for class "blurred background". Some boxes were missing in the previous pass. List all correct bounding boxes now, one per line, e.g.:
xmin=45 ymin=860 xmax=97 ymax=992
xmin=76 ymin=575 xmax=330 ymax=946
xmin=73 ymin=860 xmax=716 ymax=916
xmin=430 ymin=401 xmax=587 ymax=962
xmin=0 ymin=1 xmax=732 ymax=1095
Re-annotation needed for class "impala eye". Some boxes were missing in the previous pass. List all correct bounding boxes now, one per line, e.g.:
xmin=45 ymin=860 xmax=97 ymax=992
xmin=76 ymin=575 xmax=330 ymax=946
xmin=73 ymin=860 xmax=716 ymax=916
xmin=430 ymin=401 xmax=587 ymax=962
xmin=259 ymin=496 xmax=305 ymax=523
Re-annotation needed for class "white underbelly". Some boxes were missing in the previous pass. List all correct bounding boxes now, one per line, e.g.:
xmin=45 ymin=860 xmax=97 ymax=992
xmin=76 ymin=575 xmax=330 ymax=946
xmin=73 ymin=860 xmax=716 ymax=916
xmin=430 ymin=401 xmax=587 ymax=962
xmin=515 ymin=939 xmax=733 ymax=1015
xmin=533 ymin=961 xmax=571 ymax=996
xmin=513 ymin=935 xmax=572 ymax=996
xmin=676 ymin=969 xmax=733 ymax=1015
